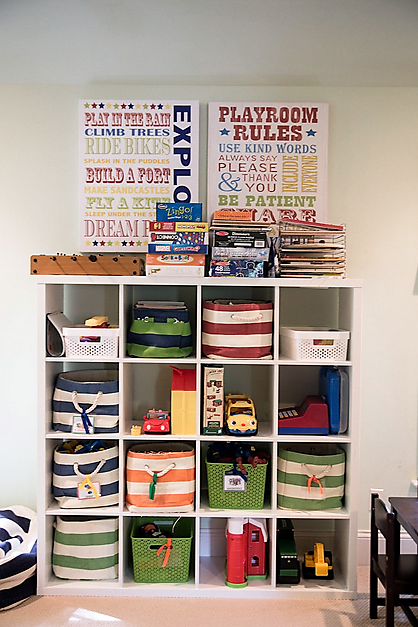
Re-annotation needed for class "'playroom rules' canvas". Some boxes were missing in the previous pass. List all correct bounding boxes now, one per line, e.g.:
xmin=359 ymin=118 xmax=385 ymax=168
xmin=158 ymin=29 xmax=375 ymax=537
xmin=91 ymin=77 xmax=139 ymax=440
xmin=207 ymin=102 xmax=329 ymax=233
xmin=79 ymin=100 xmax=199 ymax=252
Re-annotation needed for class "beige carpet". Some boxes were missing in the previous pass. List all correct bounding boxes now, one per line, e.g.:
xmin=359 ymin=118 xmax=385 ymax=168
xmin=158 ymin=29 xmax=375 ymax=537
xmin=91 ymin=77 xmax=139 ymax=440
xmin=0 ymin=567 xmax=413 ymax=627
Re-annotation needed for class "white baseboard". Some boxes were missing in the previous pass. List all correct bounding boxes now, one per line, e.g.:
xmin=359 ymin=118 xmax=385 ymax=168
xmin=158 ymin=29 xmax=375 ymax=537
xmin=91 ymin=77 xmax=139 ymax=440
xmin=357 ymin=529 xmax=417 ymax=566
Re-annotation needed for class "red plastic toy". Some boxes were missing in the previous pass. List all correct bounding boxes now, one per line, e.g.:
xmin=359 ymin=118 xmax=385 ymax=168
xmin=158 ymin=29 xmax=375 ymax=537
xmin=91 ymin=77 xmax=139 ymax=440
xmin=226 ymin=517 xmax=268 ymax=588
xmin=143 ymin=409 xmax=171 ymax=434
xmin=278 ymin=395 xmax=329 ymax=435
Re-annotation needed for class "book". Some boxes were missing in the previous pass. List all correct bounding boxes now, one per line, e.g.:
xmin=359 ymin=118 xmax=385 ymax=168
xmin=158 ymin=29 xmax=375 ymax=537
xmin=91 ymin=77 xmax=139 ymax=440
xmin=46 ymin=311 xmax=72 ymax=357
xmin=276 ymin=219 xmax=347 ymax=277
xmin=212 ymin=229 xmax=269 ymax=248
xmin=134 ymin=301 xmax=187 ymax=309
xmin=211 ymin=246 xmax=270 ymax=261
xmin=156 ymin=202 xmax=202 ymax=222
xmin=149 ymin=221 xmax=208 ymax=232
xmin=212 ymin=209 xmax=256 ymax=222
xmin=279 ymin=218 xmax=345 ymax=231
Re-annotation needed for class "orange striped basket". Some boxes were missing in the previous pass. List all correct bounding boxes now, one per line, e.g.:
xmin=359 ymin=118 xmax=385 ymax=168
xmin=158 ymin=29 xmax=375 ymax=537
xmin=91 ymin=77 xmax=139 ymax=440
xmin=126 ymin=443 xmax=195 ymax=512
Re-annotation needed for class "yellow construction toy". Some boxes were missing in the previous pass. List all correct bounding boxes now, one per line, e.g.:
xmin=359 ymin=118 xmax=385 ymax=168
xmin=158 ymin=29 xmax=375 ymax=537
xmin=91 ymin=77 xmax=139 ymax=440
xmin=302 ymin=542 xmax=334 ymax=580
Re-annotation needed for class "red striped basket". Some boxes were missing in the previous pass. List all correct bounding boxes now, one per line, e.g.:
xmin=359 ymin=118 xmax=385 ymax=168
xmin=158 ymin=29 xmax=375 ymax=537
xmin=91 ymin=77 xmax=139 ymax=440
xmin=202 ymin=300 xmax=273 ymax=359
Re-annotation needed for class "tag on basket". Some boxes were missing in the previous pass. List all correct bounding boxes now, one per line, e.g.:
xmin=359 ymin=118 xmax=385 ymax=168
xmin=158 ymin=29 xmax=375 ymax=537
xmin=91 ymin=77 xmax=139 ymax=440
xmin=77 ymin=477 xmax=101 ymax=500
xmin=72 ymin=415 xmax=95 ymax=434
xmin=223 ymin=473 xmax=246 ymax=492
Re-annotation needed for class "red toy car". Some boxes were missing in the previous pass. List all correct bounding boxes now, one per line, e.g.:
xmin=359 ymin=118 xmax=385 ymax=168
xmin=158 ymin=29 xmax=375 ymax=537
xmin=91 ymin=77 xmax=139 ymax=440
xmin=143 ymin=409 xmax=171 ymax=434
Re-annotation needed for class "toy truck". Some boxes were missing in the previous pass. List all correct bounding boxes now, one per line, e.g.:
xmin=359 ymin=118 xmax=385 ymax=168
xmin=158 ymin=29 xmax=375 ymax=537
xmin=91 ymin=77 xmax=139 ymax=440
xmin=302 ymin=542 xmax=334 ymax=579
xmin=142 ymin=409 xmax=171 ymax=434
xmin=225 ymin=394 xmax=257 ymax=436
xmin=276 ymin=519 xmax=300 ymax=584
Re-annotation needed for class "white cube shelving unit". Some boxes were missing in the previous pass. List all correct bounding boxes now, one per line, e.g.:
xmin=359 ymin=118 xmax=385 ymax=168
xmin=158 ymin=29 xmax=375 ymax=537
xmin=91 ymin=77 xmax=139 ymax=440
xmin=37 ymin=275 xmax=362 ymax=599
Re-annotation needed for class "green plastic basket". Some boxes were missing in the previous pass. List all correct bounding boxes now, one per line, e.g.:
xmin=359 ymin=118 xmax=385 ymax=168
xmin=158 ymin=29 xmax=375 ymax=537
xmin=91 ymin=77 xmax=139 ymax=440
xmin=206 ymin=460 xmax=268 ymax=509
xmin=131 ymin=517 xmax=193 ymax=583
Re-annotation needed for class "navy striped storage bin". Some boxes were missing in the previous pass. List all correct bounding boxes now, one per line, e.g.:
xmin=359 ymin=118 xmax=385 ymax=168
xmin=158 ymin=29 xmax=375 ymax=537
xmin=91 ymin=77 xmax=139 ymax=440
xmin=52 ymin=370 xmax=119 ymax=434
xmin=52 ymin=442 xmax=119 ymax=509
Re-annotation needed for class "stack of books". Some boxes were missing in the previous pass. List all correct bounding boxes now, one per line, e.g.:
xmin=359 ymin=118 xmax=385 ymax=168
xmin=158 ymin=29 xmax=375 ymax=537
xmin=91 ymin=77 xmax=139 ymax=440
xmin=209 ymin=209 xmax=272 ymax=277
xmin=146 ymin=203 xmax=209 ymax=276
xmin=276 ymin=219 xmax=346 ymax=277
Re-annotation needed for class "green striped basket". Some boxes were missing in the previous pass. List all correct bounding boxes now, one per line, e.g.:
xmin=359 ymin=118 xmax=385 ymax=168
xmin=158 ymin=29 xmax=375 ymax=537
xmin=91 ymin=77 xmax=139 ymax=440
xmin=52 ymin=516 xmax=119 ymax=580
xmin=277 ymin=444 xmax=345 ymax=510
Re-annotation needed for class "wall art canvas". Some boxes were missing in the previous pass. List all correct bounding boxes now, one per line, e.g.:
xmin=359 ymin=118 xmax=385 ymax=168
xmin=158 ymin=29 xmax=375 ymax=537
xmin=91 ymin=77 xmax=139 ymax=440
xmin=80 ymin=100 xmax=199 ymax=252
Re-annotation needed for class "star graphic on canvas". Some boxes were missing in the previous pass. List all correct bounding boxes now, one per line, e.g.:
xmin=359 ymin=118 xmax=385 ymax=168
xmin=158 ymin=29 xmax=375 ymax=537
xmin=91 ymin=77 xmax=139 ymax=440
xmin=220 ymin=128 xmax=230 ymax=135
xmin=158 ymin=103 xmax=163 ymax=109
xmin=122 ymin=241 xmax=128 ymax=246
xmin=93 ymin=241 xmax=99 ymax=246
xmin=306 ymin=129 xmax=317 ymax=136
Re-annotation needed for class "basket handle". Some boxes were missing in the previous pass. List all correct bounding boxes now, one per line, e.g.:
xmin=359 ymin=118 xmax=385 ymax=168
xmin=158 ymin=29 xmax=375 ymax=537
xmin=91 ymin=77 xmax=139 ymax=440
xmin=301 ymin=463 xmax=332 ymax=495
xmin=156 ymin=538 xmax=172 ymax=567
xmin=71 ymin=390 xmax=103 ymax=433
xmin=73 ymin=459 xmax=106 ymax=500
xmin=73 ymin=458 xmax=106 ymax=478
xmin=71 ymin=390 xmax=103 ymax=413
xmin=144 ymin=463 xmax=176 ymax=500
xmin=231 ymin=312 xmax=263 ymax=322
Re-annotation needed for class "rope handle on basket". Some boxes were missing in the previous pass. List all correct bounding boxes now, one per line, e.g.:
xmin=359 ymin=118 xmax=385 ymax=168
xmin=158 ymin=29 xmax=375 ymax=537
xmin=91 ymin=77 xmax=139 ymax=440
xmin=73 ymin=458 xmax=106 ymax=478
xmin=71 ymin=391 xmax=103 ymax=413
xmin=144 ymin=463 xmax=176 ymax=500
xmin=156 ymin=538 xmax=172 ymax=567
xmin=71 ymin=390 xmax=103 ymax=434
xmin=231 ymin=312 xmax=263 ymax=322
xmin=73 ymin=459 xmax=106 ymax=500
xmin=301 ymin=463 xmax=332 ymax=495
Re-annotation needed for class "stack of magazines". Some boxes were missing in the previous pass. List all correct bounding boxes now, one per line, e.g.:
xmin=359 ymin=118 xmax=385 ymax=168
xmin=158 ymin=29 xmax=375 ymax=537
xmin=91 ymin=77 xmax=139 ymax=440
xmin=276 ymin=219 xmax=346 ymax=277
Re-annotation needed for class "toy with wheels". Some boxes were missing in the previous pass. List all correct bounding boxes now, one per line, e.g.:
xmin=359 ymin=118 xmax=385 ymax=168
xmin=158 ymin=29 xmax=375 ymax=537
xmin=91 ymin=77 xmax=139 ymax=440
xmin=276 ymin=519 xmax=300 ymax=584
xmin=225 ymin=394 xmax=257 ymax=436
xmin=143 ymin=409 xmax=171 ymax=434
xmin=302 ymin=542 xmax=333 ymax=579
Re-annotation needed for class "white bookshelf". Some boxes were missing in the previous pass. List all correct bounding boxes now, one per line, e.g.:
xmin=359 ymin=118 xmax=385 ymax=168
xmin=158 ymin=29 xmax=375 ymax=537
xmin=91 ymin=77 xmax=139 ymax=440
xmin=37 ymin=276 xmax=362 ymax=598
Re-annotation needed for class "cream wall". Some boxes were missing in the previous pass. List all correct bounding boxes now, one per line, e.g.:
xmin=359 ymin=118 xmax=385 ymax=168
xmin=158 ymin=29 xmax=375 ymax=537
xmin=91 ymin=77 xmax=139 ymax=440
xmin=0 ymin=84 xmax=417 ymax=530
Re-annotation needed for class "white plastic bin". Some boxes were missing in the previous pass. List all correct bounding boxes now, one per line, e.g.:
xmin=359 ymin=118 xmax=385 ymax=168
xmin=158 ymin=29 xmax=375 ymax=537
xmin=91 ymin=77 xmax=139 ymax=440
xmin=280 ymin=327 xmax=350 ymax=361
xmin=63 ymin=326 xmax=119 ymax=358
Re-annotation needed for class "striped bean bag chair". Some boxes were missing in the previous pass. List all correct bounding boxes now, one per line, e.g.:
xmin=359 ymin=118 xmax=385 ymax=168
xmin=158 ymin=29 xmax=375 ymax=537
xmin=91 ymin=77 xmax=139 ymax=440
xmin=0 ymin=507 xmax=37 ymax=610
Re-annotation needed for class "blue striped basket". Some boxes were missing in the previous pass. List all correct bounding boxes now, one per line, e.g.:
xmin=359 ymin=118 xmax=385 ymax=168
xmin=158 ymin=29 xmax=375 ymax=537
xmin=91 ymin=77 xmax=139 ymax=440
xmin=52 ymin=370 xmax=119 ymax=434
xmin=52 ymin=442 xmax=119 ymax=509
